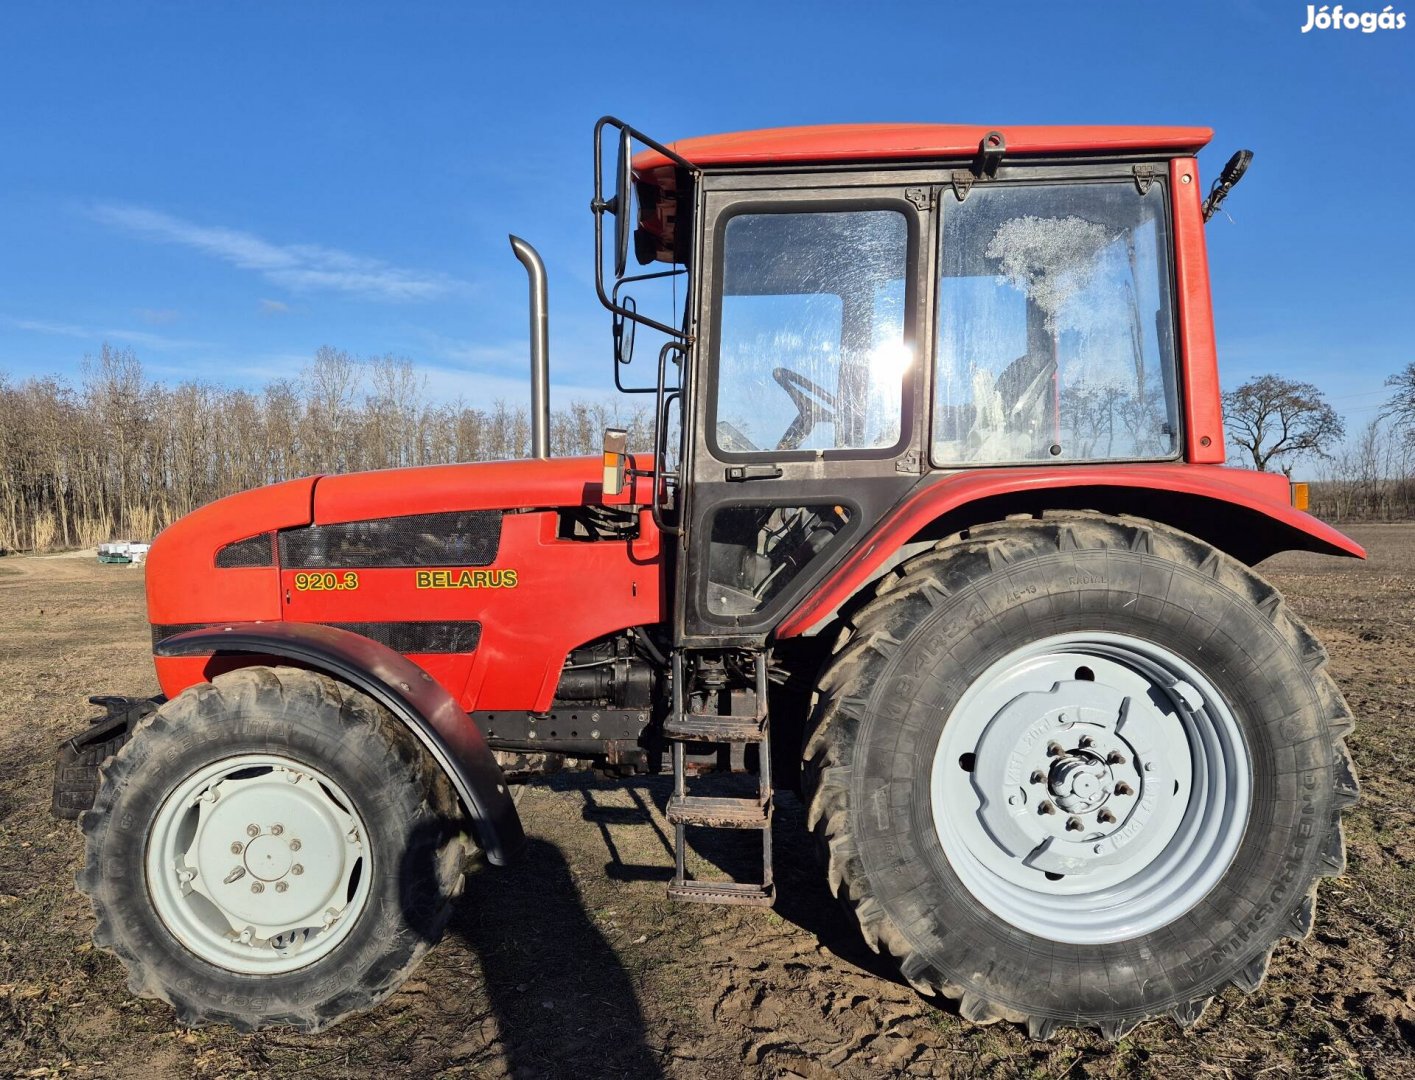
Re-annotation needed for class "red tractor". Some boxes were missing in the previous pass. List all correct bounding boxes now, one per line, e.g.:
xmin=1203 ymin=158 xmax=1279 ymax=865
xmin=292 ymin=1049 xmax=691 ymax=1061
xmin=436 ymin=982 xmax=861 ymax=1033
xmin=56 ymin=118 xmax=1362 ymax=1039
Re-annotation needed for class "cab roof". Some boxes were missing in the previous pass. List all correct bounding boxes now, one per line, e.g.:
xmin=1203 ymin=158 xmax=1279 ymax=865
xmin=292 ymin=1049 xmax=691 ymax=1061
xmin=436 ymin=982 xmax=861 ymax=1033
xmin=633 ymin=123 xmax=1213 ymax=172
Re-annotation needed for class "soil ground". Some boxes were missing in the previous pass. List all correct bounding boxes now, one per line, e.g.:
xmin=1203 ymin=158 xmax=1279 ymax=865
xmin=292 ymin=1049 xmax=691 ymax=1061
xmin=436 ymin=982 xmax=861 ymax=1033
xmin=2 ymin=527 xmax=1413 ymax=1079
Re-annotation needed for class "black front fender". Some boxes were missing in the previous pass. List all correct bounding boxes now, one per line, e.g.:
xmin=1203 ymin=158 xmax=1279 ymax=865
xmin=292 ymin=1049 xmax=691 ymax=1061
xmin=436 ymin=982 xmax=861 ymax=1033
xmin=155 ymin=622 xmax=526 ymax=866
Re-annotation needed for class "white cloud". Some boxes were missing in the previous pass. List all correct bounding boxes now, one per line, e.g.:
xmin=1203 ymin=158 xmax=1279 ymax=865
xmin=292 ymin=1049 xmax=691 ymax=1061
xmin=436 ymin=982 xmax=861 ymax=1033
xmin=3 ymin=315 xmax=207 ymax=351
xmin=259 ymin=298 xmax=291 ymax=315
xmin=91 ymin=204 xmax=467 ymax=302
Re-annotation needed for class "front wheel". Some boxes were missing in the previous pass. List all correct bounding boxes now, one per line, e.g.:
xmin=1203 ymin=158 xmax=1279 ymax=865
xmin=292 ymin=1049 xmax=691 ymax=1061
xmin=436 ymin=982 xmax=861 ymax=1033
xmin=804 ymin=513 xmax=1359 ymax=1038
xmin=77 ymin=667 xmax=473 ymax=1031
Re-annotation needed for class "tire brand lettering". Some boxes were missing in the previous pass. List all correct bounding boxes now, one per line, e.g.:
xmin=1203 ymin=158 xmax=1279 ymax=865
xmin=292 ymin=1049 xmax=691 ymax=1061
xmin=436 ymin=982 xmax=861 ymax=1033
xmin=415 ymin=568 xmax=519 ymax=590
xmin=872 ymin=787 xmax=890 ymax=832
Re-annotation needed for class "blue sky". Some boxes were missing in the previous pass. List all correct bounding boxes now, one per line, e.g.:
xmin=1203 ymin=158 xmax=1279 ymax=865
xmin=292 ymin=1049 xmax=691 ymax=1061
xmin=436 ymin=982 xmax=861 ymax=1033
xmin=1 ymin=1 xmax=1411 ymax=430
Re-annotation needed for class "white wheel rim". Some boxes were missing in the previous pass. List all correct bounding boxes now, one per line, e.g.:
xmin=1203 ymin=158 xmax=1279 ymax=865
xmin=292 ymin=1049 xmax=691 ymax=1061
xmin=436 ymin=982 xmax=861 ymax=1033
xmin=930 ymin=632 xmax=1251 ymax=944
xmin=145 ymin=753 xmax=373 ymax=974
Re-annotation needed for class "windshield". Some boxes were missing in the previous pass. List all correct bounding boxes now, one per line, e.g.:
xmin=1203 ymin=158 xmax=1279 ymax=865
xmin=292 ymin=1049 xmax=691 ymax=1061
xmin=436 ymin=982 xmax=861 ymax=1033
xmin=934 ymin=181 xmax=1179 ymax=465
xmin=712 ymin=208 xmax=910 ymax=455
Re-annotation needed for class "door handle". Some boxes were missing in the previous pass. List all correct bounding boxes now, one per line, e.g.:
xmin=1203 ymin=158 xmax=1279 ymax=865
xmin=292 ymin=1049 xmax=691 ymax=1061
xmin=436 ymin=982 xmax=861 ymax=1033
xmin=725 ymin=464 xmax=784 ymax=482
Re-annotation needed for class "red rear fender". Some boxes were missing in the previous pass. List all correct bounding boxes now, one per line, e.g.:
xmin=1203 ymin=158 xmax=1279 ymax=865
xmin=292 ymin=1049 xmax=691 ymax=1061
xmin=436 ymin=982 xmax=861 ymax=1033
xmin=777 ymin=464 xmax=1364 ymax=638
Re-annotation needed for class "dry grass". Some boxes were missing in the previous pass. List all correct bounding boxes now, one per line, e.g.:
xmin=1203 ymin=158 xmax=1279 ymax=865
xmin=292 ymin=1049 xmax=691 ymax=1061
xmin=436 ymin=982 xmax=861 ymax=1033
xmin=1 ymin=531 xmax=1413 ymax=1078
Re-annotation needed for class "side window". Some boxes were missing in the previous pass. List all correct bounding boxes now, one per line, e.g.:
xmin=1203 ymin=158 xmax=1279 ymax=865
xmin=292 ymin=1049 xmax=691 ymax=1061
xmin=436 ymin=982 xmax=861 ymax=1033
xmin=705 ymin=504 xmax=853 ymax=616
xmin=934 ymin=182 xmax=1180 ymax=465
xmin=713 ymin=209 xmax=910 ymax=456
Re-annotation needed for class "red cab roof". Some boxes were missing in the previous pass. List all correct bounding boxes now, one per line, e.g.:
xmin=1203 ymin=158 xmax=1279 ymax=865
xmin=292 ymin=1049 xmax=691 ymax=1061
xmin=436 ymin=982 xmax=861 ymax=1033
xmin=634 ymin=123 xmax=1213 ymax=172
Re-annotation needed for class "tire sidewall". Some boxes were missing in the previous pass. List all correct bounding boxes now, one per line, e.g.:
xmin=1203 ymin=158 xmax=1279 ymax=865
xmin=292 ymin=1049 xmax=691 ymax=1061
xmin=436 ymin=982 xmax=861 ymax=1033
xmin=88 ymin=678 xmax=454 ymax=1027
xmin=851 ymin=543 xmax=1337 ymax=1021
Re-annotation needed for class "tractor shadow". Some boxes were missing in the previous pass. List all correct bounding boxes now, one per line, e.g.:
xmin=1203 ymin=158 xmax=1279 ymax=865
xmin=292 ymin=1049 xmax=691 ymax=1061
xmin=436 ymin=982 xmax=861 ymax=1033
xmin=405 ymin=825 xmax=664 ymax=1078
xmin=567 ymin=770 xmax=903 ymax=986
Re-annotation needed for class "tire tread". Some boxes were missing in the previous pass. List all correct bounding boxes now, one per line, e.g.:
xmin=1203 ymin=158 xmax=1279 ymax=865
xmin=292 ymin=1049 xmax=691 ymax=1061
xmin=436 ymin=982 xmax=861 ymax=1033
xmin=803 ymin=511 xmax=1358 ymax=1040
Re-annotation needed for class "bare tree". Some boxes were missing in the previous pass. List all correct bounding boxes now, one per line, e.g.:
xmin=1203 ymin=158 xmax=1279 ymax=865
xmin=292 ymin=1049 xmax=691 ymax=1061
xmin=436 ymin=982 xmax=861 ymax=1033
xmin=1383 ymin=361 xmax=1415 ymax=437
xmin=1222 ymin=374 xmax=1345 ymax=475
xmin=0 ymin=344 xmax=655 ymax=552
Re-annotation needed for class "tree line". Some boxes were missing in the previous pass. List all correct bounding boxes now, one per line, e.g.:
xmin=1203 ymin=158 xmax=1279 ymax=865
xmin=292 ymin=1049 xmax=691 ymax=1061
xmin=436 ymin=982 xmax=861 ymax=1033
xmin=0 ymin=344 xmax=651 ymax=553
xmin=1222 ymin=365 xmax=1415 ymax=523
xmin=3 ymin=345 xmax=1413 ymax=554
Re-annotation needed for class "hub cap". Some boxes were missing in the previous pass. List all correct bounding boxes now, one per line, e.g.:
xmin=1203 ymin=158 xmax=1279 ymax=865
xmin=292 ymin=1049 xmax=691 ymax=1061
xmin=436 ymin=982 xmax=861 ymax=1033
xmin=930 ymin=632 xmax=1250 ymax=944
xmin=145 ymin=754 xmax=372 ymax=973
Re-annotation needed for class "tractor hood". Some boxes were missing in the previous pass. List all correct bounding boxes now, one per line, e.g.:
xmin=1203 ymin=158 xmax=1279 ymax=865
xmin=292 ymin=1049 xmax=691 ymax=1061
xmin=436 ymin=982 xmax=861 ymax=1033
xmin=311 ymin=456 xmax=602 ymax=522
xmin=146 ymin=457 xmax=606 ymax=629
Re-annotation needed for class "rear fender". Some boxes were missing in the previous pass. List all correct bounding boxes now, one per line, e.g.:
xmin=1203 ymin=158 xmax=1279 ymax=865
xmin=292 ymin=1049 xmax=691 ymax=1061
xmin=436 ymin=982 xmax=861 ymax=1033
xmin=777 ymin=464 xmax=1365 ymax=638
xmin=154 ymin=622 xmax=526 ymax=866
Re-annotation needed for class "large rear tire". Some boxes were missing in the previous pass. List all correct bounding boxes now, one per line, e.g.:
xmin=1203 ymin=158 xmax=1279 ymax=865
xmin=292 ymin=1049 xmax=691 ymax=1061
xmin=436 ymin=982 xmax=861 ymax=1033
xmin=77 ymin=666 xmax=473 ymax=1032
xmin=804 ymin=513 xmax=1358 ymax=1038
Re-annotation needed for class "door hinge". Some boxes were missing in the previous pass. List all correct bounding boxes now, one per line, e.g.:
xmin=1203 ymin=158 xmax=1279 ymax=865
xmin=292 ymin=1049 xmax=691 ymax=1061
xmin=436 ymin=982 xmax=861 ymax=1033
xmin=895 ymin=449 xmax=922 ymax=474
xmin=1133 ymin=163 xmax=1156 ymax=195
xmin=949 ymin=170 xmax=974 ymax=202
xmin=905 ymin=187 xmax=932 ymax=212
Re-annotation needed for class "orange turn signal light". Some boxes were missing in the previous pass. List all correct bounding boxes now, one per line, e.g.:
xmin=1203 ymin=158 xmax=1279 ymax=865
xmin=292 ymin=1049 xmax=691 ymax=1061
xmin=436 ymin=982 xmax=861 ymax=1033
xmin=602 ymin=428 xmax=628 ymax=499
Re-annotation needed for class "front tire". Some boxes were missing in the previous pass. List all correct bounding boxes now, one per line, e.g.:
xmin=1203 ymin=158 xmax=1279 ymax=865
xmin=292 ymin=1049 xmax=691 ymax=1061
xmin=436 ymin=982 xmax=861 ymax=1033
xmin=77 ymin=666 xmax=473 ymax=1031
xmin=804 ymin=513 xmax=1358 ymax=1038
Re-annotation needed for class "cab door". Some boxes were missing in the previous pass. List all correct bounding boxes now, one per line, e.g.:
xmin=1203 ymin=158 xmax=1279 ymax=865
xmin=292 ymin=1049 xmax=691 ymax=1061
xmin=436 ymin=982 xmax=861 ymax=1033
xmin=676 ymin=179 xmax=930 ymax=645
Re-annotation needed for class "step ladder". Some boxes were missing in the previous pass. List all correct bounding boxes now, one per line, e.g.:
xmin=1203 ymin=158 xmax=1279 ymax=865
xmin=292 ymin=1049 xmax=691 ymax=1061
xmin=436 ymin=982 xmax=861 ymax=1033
xmin=664 ymin=649 xmax=774 ymax=906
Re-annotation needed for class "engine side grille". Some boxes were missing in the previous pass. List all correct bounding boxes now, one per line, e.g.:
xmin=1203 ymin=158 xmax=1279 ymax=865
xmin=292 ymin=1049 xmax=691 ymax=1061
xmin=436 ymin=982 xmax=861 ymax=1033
xmin=215 ymin=533 xmax=276 ymax=568
xmin=278 ymin=510 xmax=502 ymax=570
xmin=151 ymin=621 xmax=482 ymax=654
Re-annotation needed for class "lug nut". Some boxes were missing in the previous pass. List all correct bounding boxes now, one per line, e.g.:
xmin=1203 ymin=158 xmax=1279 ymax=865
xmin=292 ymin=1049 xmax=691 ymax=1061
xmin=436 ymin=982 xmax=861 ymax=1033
xmin=251 ymin=881 xmax=265 ymax=894
xmin=1038 ymin=800 xmax=1056 ymax=815
xmin=1046 ymin=742 xmax=1063 ymax=757
xmin=1098 ymin=809 xmax=1117 ymax=824
xmin=275 ymin=881 xmax=289 ymax=893
xmin=1066 ymin=816 xmax=1084 ymax=832
xmin=271 ymin=824 xmax=284 ymax=836
xmin=1107 ymin=751 xmax=1127 ymax=765
xmin=289 ymin=839 xmax=302 ymax=852
xmin=291 ymin=864 xmax=304 ymax=876
xmin=1115 ymin=782 xmax=1133 ymax=796
xmin=230 ymin=841 xmax=243 ymax=855
xmin=1030 ymin=770 xmax=1045 ymax=785
xmin=1078 ymin=735 xmax=1095 ymax=749
xmin=246 ymin=824 xmax=260 ymax=837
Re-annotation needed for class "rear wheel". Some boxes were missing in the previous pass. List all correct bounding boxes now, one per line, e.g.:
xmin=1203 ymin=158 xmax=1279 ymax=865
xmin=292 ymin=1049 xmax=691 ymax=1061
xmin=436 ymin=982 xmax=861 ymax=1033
xmin=804 ymin=513 xmax=1358 ymax=1038
xmin=78 ymin=666 xmax=473 ymax=1031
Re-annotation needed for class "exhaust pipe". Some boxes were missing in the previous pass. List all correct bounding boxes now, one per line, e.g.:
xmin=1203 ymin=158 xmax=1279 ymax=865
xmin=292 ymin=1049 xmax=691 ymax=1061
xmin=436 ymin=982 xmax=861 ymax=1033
xmin=509 ymin=235 xmax=551 ymax=458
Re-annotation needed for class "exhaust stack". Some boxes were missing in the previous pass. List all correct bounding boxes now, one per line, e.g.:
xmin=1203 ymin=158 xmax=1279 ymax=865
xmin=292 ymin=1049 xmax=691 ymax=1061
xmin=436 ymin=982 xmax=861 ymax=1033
xmin=509 ymin=235 xmax=551 ymax=458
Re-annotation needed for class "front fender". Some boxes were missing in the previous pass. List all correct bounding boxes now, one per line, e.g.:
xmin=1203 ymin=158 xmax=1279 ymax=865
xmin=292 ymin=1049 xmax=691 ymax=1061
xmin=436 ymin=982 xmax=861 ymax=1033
xmin=777 ymin=463 xmax=1365 ymax=638
xmin=154 ymin=622 xmax=525 ymax=866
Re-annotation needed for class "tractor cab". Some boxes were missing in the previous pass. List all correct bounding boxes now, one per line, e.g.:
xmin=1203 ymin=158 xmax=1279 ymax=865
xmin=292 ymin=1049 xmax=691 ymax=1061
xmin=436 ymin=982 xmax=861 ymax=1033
xmin=592 ymin=119 xmax=1237 ymax=646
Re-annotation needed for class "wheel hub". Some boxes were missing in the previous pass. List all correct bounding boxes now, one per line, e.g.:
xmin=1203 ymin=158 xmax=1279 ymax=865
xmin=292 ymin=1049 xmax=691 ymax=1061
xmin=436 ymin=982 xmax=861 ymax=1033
xmin=243 ymin=834 xmax=294 ymax=881
xmin=932 ymin=633 xmax=1251 ymax=944
xmin=1047 ymin=751 xmax=1111 ymax=813
xmin=146 ymin=754 xmax=372 ymax=974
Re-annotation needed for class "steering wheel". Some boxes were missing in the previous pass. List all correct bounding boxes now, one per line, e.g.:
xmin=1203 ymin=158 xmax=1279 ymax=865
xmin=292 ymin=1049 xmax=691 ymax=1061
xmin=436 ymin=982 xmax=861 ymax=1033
xmin=772 ymin=366 xmax=837 ymax=451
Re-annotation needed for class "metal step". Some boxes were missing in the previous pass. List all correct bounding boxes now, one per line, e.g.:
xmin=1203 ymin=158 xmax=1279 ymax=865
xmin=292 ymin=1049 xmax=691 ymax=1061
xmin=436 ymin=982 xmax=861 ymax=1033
xmin=667 ymin=880 xmax=775 ymax=907
xmin=663 ymin=711 xmax=765 ymax=743
xmin=666 ymin=794 xmax=770 ymax=829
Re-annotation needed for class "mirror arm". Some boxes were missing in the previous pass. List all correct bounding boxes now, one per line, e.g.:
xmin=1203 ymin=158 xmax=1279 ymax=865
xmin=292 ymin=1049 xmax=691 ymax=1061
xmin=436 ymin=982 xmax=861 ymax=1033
xmin=651 ymin=341 xmax=687 ymax=536
xmin=1202 ymin=149 xmax=1254 ymax=222
xmin=592 ymin=116 xmax=698 ymax=339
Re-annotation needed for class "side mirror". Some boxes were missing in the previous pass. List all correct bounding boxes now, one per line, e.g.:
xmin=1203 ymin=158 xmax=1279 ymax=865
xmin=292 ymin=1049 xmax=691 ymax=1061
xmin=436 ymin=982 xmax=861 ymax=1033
xmin=601 ymin=427 xmax=629 ymax=499
xmin=612 ymin=294 xmax=636 ymax=367
xmin=1202 ymin=149 xmax=1254 ymax=222
xmin=613 ymin=128 xmax=634 ymax=278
